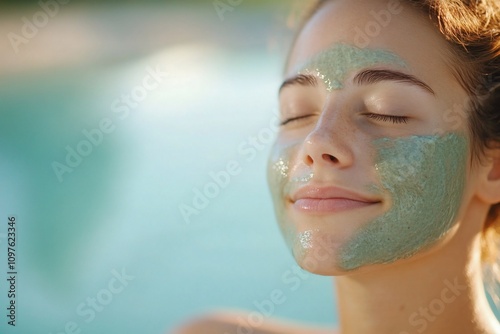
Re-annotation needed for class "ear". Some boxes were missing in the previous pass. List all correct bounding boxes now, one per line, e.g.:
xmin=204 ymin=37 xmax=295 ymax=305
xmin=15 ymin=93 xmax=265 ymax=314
xmin=476 ymin=148 xmax=500 ymax=204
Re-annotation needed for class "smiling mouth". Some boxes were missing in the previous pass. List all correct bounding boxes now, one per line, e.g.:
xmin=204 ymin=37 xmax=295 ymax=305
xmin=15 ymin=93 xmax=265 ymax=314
xmin=292 ymin=198 xmax=381 ymax=213
xmin=289 ymin=185 xmax=382 ymax=214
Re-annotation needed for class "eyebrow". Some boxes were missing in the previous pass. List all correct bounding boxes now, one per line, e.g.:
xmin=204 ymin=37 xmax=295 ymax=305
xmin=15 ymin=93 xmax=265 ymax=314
xmin=279 ymin=74 xmax=318 ymax=93
xmin=279 ymin=69 xmax=435 ymax=95
xmin=353 ymin=69 xmax=435 ymax=95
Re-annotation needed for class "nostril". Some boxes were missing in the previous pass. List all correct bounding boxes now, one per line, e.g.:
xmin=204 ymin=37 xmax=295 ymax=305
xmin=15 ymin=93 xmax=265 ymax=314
xmin=305 ymin=155 xmax=314 ymax=165
xmin=323 ymin=154 xmax=338 ymax=163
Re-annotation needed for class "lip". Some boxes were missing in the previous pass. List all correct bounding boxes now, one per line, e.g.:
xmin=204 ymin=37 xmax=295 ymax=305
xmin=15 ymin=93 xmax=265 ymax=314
xmin=290 ymin=185 xmax=381 ymax=213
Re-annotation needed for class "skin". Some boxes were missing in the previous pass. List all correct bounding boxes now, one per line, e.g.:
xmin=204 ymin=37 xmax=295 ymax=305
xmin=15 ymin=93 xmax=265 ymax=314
xmin=173 ymin=0 xmax=500 ymax=333
xmin=271 ymin=42 xmax=471 ymax=272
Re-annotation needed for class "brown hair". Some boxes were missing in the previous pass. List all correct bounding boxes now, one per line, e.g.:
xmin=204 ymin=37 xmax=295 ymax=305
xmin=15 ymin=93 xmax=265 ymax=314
xmin=291 ymin=0 xmax=500 ymax=262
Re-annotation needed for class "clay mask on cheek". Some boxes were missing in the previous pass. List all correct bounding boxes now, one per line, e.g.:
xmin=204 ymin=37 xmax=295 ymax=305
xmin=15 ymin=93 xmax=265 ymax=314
xmin=339 ymin=133 xmax=469 ymax=270
xmin=267 ymin=145 xmax=314 ymax=253
xmin=298 ymin=43 xmax=407 ymax=91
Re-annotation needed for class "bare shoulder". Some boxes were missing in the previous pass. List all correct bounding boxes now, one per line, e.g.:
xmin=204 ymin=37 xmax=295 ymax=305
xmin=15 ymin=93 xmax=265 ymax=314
xmin=171 ymin=311 xmax=338 ymax=334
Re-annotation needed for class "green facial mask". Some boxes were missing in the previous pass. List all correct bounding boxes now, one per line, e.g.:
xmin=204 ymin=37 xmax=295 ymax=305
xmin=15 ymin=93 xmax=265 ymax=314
xmin=269 ymin=44 xmax=468 ymax=272
xmin=338 ymin=133 xmax=468 ymax=270
xmin=267 ymin=145 xmax=307 ymax=255
xmin=297 ymin=43 xmax=407 ymax=91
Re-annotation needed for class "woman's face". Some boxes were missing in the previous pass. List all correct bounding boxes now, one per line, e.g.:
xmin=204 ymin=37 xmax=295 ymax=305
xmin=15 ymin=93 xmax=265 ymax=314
xmin=267 ymin=0 xmax=476 ymax=275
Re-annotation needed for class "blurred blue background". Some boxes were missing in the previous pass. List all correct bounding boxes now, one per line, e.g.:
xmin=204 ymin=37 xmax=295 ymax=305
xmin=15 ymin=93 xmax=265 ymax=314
xmin=0 ymin=1 xmax=336 ymax=333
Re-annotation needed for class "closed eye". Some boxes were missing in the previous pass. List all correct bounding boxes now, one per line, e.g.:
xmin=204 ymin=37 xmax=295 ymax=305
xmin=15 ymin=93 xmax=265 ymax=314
xmin=280 ymin=115 xmax=315 ymax=126
xmin=364 ymin=113 xmax=409 ymax=124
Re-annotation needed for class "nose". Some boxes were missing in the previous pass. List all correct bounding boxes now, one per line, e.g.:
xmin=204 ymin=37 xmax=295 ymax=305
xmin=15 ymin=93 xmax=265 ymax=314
xmin=299 ymin=114 xmax=354 ymax=170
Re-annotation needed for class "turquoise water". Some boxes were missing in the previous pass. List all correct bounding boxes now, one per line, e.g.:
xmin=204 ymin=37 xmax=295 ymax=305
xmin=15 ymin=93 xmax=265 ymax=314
xmin=0 ymin=45 xmax=336 ymax=333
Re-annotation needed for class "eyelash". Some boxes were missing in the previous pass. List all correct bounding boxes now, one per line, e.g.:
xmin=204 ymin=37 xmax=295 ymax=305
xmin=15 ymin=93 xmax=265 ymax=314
xmin=364 ymin=113 xmax=409 ymax=124
xmin=280 ymin=113 xmax=409 ymax=126
xmin=280 ymin=115 xmax=313 ymax=126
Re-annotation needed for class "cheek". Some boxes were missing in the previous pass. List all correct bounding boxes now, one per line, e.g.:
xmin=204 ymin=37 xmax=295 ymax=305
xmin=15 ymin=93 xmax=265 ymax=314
xmin=338 ymin=133 xmax=469 ymax=270
xmin=267 ymin=142 xmax=315 ymax=255
xmin=267 ymin=143 xmax=294 ymax=248
xmin=267 ymin=139 xmax=375 ymax=275
xmin=267 ymin=143 xmax=291 ymax=200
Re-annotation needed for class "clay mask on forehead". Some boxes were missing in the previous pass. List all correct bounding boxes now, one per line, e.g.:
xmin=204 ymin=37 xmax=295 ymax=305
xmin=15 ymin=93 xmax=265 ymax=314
xmin=297 ymin=43 xmax=407 ymax=91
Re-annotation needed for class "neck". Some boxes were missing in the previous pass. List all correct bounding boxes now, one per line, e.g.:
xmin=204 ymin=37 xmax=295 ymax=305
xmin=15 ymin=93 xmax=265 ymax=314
xmin=334 ymin=200 xmax=500 ymax=334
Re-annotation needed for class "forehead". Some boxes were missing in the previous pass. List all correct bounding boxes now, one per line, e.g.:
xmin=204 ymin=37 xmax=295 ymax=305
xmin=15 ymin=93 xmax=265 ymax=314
xmin=286 ymin=0 xmax=463 ymax=99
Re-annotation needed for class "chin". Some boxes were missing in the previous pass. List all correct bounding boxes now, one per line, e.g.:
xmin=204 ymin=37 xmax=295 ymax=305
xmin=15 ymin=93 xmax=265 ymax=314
xmin=288 ymin=222 xmax=461 ymax=277
xmin=278 ymin=208 xmax=384 ymax=275
xmin=291 ymin=240 xmax=368 ymax=276
xmin=287 ymin=229 xmax=353 ymax=276
xmin=295 ymin=253 xmax=345 ymax=276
